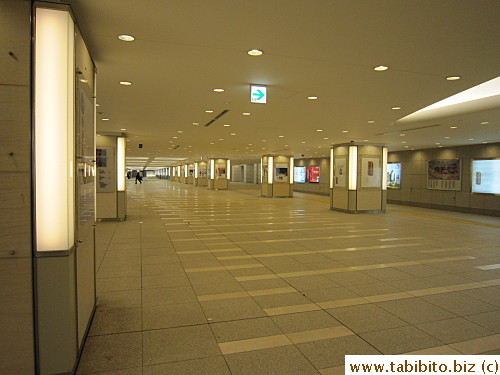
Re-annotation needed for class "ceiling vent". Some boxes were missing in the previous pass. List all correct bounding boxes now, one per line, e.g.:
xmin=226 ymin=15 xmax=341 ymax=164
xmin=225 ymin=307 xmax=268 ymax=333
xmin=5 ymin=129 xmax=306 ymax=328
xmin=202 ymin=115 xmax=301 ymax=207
xmin=204 ymin=110 xmax=229 ymax=127
xmin=376 ymin=124 xmax=440 ymax=136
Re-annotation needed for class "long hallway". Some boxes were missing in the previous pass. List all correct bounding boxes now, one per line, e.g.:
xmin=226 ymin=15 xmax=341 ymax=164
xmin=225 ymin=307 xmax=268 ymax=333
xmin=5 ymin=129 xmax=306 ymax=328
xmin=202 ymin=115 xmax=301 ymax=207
xmin=77 ymin=180 xmax=500 ymax=374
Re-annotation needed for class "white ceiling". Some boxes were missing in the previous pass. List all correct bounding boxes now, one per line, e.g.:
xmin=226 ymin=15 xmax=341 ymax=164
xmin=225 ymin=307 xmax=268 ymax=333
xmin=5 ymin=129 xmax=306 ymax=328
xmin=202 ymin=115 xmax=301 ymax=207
xmin=69 ymin=0 xmax=500 ymax=167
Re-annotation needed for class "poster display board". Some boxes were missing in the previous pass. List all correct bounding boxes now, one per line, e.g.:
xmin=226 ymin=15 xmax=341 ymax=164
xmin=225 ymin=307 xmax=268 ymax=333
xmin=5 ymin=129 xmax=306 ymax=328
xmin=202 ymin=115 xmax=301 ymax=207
xmin=361 ymin=157 xmax=381 ymax=187
xmin=294 ymin=166 xmax=306 ymax=183
xmin=427 ymin=159 xmax=461 ymax=191
xmin=334 ymin=158 xmax=346 ymax=187
xmin=96 ymin=147 xmax=114 ymax=192
xmin=262 ymin=164 xmax=268 ymax=183
xmin=199 ymin=166 xmax=207 ymax=178
xmin=306 ymin=166 xmax=320 ymax=183
xmin=387 ymin=162 xmax=401 ymax=189
xmin=471 ymin=159 xmax=500 ymax=194
xmin=275 ymin=164 xmax=288 ymax=182
xmin=216 ymin=164 xmax=226 ymax=178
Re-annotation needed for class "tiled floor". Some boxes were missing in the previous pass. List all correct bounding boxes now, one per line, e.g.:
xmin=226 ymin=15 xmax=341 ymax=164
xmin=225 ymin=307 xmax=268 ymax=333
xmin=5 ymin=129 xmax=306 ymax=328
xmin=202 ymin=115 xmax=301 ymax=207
xmin=77 ymin=180 xmax=500 ymax=374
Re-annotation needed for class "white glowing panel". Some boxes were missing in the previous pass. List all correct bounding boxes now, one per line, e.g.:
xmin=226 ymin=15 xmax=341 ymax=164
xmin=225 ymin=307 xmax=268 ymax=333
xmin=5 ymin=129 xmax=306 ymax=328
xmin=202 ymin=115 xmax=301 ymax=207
xmin=250 ymin=85 xmax=267 ymax=104
xmin=227 ymin=160 xmax=231 ymax=180
xmin=329 ymin=148 xmax=334 ymax=189
xmin=195 ymin=163 xmax=198 ymax=178
xmin=260 ymin=158 xmax=263 ymax=184
xmin=268 ymin=157 xmax=274 ymax=184
xmin=382 ymin=147 xmax=388 ymax=191
xmin=117 ymin=137 xmax=125 ymax=191
xmin=184 ymin=165 xmax=188 ymax=178
xmin=177 ymin=165 xmax=181 ymax=176
xmin=348 ymin=146 xmax=358 ymax=190
xmin=289 ymin=157 xmax=294 ymax=184
xmin=35 ymin=8 xmax=75 ymax=251
xmin=210 ymin=159 xmax=215 ymax=179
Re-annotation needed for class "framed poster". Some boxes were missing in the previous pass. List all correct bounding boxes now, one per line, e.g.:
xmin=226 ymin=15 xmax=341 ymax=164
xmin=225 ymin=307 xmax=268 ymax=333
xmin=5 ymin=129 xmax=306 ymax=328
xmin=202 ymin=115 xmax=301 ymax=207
xmin=471 ymin=159 xmax=500 ymax=194
xmin=334 ymin=158 xmax=346 ymax=187
xmin=306 ymin=166 xmax=320 ymax=183
xmin=387 ymin=162 xmax=401 ymax=189
xmin=275 ymin=163 xmax=288 ymax=182
xmin=427 ymin=159 xmax=461 ymax=191
xmin=216 ymin=164 xmax=226 ymax=178
xmin=96 ymin=147 xmax=115 ymax=192
xmin=361 ymin=157 xmax=381 ymax=187
xmin=294 ymin=166 xmax=306 ymax=183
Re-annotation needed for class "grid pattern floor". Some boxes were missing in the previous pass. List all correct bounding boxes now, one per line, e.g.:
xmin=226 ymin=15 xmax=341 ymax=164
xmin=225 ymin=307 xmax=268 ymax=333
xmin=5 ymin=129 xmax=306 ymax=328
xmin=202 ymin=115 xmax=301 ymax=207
xmin=77 ymin=180 xmax=500 ymax=374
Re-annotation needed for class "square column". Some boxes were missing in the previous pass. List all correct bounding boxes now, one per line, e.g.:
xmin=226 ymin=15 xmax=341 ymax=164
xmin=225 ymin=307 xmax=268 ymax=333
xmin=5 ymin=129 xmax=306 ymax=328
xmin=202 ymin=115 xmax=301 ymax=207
xmin=330 ymin=143 xmax=387 ymax=213
xmin=261 ymin=155 xmax=294 ymax=198
xmin=208 ymin=158 xmax=230 ymax=190
xmin=194 ymin=161 xmax=208 ymax=186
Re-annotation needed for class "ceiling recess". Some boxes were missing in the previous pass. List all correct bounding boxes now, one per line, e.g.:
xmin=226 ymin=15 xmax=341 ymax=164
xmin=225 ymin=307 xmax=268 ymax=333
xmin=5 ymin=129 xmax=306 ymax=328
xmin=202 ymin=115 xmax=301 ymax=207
xmin=204 ymin=110 xmax=230 ymax=127
xmin=376 ymin=124 xmax=441 ymax=136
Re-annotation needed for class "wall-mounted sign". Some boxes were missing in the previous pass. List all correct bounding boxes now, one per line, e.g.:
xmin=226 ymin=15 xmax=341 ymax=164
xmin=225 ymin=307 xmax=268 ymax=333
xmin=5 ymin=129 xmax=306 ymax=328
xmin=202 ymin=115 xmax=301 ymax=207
xmin=251 ymin=85 xmax=267 ymax=104
xmin=427 ymin=159 xmax=461 ymax=191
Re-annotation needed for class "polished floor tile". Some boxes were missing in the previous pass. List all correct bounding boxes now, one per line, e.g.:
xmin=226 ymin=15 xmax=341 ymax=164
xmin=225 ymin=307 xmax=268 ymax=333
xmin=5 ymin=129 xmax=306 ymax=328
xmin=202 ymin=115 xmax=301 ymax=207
xmin=77 ymin=181 xmax=500 ymax=374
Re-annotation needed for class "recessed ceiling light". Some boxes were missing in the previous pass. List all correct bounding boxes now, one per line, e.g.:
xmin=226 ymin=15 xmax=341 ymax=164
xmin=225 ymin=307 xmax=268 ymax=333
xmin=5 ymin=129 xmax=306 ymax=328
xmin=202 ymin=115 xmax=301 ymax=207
xmin=219 ymin=138 xmax=224 ymax=141
xmin=323 ymin=137 xmax=329 ymax=140
xmin=213 ymin=88 xmax=224 ymax=92
xmin=118 ymin=34 xmax=135 ymax=42
xmin=363 ymin=140 xmax=368 ymax=142
xmin=482 ymin=141 xmax=488 ymax=144
xmin=400 ymin=133 xmax=406 ymax=136
xmin=120 ymin=128 xmax=126 ymax=131
xmin=262 ymin=147 xmax=266 ymax=150
xmin=446 ymin=76 xmax=461 ymax=81
xmin=96 ymin=104 xmax=100 ymax=107
xmin=481 ymin=121 xmax=489 ymax=125
xmin=450 ymin=126 xmax=458 ymax=129
xmin=80 ymin=79 xmax=88 ymax=83
xmin=205 ymin=110 xmax=214 ymax=113
xmin=172 ymin=136 xmax=178 ymax=139
xmin=374 ymin=65 xmax=388 ymax=71
xmin=404 ymin=146 xmax=409 ymax=148
xmin=102 ymin=118 xmax=109 ymax=121
xmin=301 ymin=141 xmax=306 ymax=143
xmin=284 ymin=145 xmax=289 ymax=147
xmin=278 ymin=135 xmax=284 ymax=138
xmin=230 ymin=133 xmax=236 ymax=136
xmin=342 ymin=130 xmax=349 ymax=133
xmin=402 ymin=141 xmax=407 ymax=144
xmin=368 ymin=120 xmax=375 ymax=123
xmin=316 ymin=129 xmax=323 ymax=132
xmin=438 ymin=146 xmax=443 ymax=148
xmin=435 ymin=142 xmax=441 ymax=145
xmin=210 ymin=142 xmax=214 ymax=145
xmin=168 ymin=140 xmax=173 ymax=143
xmin=247 ymin=49 xmax=263 ymax=56
xmin=468 ymin=138 xmax=475 ymax=141
xmin=224 ymin=124 xmax=230 ymax=127
xmin=392 ymin=106 xmax=401 ymax=110
xmin=177 ymin=130 xmax=183 ymax=133
xmin=119 ymin=81 xmax=132 ymax=85
xmin=248 ymin=143 xmax=252 ymax=145
xmin=193 ymin=122 xmax=199 ymax=125
xmin=308 ymin=96 xmax=318 ymax=100
xmin=243 ymin=112 xmax=251 ymax=116
xmin=444 ymin=136 xmax=450 ymax=139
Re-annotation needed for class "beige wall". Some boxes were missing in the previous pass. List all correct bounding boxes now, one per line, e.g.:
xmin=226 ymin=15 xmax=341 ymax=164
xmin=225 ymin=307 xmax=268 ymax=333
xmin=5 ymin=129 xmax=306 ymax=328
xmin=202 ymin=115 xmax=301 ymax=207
xmin=294 ymin=157 xmax=330 ymax=195
xmin=388 ymin=143 xmax=500 ymax=215
xmin=0 ymin=0 xmax=35 ymax=373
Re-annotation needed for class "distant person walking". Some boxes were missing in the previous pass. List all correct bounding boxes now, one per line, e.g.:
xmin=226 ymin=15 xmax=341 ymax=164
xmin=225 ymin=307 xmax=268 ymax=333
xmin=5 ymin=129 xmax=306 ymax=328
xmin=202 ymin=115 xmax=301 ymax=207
xmin=135 ymin=171 xmax=143 ymax=184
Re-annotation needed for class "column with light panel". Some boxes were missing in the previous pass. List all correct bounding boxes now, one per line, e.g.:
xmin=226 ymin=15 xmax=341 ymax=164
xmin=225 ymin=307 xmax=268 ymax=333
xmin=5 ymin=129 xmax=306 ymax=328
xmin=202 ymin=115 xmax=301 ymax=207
xmin=261 ymin=155 xmax=293 ymax=198
xmin=34 ymin=4 xmax=98 ymax=373
xmin=117 ymin=136 xmax=126 ymax=220
xmin=208 ymin=158 xmax=230 ymax=190
xmin=330 ymin=143 xmax=386 ymax=213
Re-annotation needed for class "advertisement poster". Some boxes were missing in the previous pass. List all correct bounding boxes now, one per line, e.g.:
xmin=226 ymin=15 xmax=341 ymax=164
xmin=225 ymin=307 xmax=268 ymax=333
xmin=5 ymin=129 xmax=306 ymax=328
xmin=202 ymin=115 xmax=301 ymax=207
xmin=275 ymin=164 xmax=288 ymax=182
xmin=216 ymin=164 xmax=226 ymax=179
xmin=427 ymin=159 xmax=461 ymax=191
xmin=199 ymin=166 xmax=207 ymax=178
xmin=387 ymin=162 xmax=401 ymax=189
xmin=96 ymin=147 xmax=114 ymax=192
xmin=294 ymin=166 xmax=306 ymax=183
xmin=361 ymin=157 xmax=381 ymax=187
xmin=471 ymin=159 xmax=500 ymax=194
xmin=262 ymin=164 xmax=268 ymax=183
xmin=189 ymin=169 xmax=194 ymax=176
xmin=306 ymin=166 xmax=320 ymax=183
xmin=334 ymin=158 xmax=346 ymax=187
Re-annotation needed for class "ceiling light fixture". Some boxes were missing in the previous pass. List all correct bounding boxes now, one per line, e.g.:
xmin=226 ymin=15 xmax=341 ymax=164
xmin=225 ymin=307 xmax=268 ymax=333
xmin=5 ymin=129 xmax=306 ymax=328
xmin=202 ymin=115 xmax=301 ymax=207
xmin=279 ymin=135 xmax=284 ymax=138
xmin=316 ymin=129 xmax=323 ymax=132
xmin=119 ymin=81 xmax=132 ymax=85
xmin=243 ymin=112 xmax=251 ymax=116
xmin=223 ymin=124 xmax=230 ymax=127
xmin=323 ymin=137 xmax=329 ymax=140
xmin=301 ymin=141 xmax=306 ymax=144
xmin=308 ymin=96 xmax=318 ymax=100
xmin=120 ymin=128 xmax=126 ymax=131
xmin=368 ymin=120 xmax=375 ymax=123
xmin=205 ymin=110 xmax=214 ymax=113
xmin=392 ymin=106 xmax=401 ymax=110
xmin=481 ymin=121 xmax=489 ymax=125
xmin=247 ymin=49 xmax=263 ymax=56
xmin=193 ymin=122 xmax=199 ymax=125
xmin=446 ymin=76 xmax=461 ymax=81
xmin=342 ymin=130 xmax=349 ymax=133
xmin=118 ymin=34 xmax=135 ymax=42
xmin=374 ymin=65 xmax=388 ymax=71
xmin=213 ymin=88 xmax=224 ymax=92
xmin=468 ymin=138 xmax=475 ymax=141
xmin=102 ymin=118 xmax=109 ymax=121
xmin=450 ymin=126 xmax=458 ymax=129
xmin=230 ymin=133 xmax=236 ymax=136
